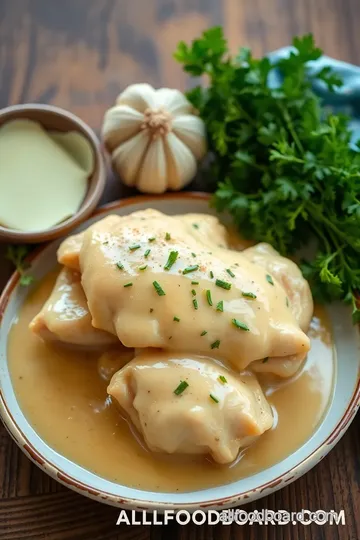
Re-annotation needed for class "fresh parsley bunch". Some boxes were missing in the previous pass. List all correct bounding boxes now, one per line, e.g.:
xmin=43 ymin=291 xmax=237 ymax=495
xmin=175 ymin=27 xmax=360 ymax=323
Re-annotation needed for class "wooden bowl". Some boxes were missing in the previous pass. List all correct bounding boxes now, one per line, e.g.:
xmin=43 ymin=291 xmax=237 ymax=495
xmin=0 ymin=103 xmax=106 ymax=243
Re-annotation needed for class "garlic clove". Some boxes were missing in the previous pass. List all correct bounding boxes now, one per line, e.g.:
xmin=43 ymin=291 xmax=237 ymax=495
xmin=136 ymin=138 xmax=167 ymax=193
xmin=172 ymin=114 xmax=207 ymax=160
xmin=164 ymin=132 xmax=197 ymax=191
xmin=112 ymin=130 xmax=149 ymax=187
xmin=116 ymin=83 xmax=157 ymax=113
xmin=102 ymin=105 xmax=143 ymax=151
xmin=155 ymin=88 xmax=193 ymax=116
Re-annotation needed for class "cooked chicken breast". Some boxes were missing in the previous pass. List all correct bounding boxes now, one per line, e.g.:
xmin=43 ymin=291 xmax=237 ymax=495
xmin=242 ymin=243 xmax=313 ymax=332
xmin=78 ymin=209 xmax=310 ymax=370
xmin=178 ymin=213 xmax=228 ymax=249
xmin=57 ymin=211 xmax=228 ymax=271
xmin=108 ymin=350 xmax=273 ymax=464
xmin=242 ymin=243 xmax=313 ymax=377
xmin=30 ymin=267 xmax=117 ymax=347
xmin=57 ymin=215 xmax=121 ymax=271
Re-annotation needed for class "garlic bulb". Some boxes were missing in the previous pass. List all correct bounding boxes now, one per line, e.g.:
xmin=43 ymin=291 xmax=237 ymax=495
xmin=102 ymin=83 xmax=207 ymax=193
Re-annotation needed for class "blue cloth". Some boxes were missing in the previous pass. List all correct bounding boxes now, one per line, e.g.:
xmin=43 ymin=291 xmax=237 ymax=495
xmin=269 ymin=47 xmax=360 ymax=147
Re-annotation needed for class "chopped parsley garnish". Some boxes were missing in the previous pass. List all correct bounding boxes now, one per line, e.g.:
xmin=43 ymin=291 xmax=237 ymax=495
xmin=153 ymin=281 xmax=166 ymax=296
xmin=183 ymin=264 xmax=199 ymax=275
xmin=165 ymin=232 xmax=171 ymax=240
xmin=148 ymin=237 xmax=156 ymax=242
xmin=242 ymin=291 xmax=257 ymax=299
xmin=129 ymin=244 xmax=141 ymax=251
xmin=116 ymin=262 xmax=124 ymax=270
xmin=173 ymin=316 xmax=180 ymax=322
xmin=193 ymin=298 xmax=199 ymax=310
xmin=164 ymin=250 xmax=178 ymax=271
xmin=232 ymin=319 xmax=250 ymax=331
xmin=262 ymin=357 xmax=269 ymax=363
xmin=219 ymin=375 xmax=227 ymax=384
xmin=139 ymin=264 xmax=147 ymax=271
xmin=206 ymin=289 xmax=213 ymax=306
xmin=103 ymin=241 xmax=109 ymax=245
xmin=211 ymin=339 xmax=220 ymax=349
xmin=215 ymin=279 xmax=231 ymax=290
xmin=266 ymin=274 xmax=274 ymax=285
xmin=191 ymin=252 xmax=197 ymax=258
xmin=216 ymin=300 xmax=224 ymax=312
xmin=144 ymin=249 xmax=151 ymax=258
xmin=123 ymin=282 xmax=133 ymax=288
xmin=201 ymin=330 xmax=208 ymax=336
xmin=226 ymin=268 xmax=235 ymax=278
xmin=174 ymin=381 xmax=189 ymax=395
xmin=286 ymin=297 xmax=289 ymax=307
xmin=209 ymin=270 xmax=214 ymax=279
xmin=209 ymin=394 xmax=219 ymax=403
xmin=191 ymin=281 xmax=199 ymax=285
xmin=191 ymin=289 xmax=197 ymax=296
xmin=192 ymin=223 xmax=199 ymax=229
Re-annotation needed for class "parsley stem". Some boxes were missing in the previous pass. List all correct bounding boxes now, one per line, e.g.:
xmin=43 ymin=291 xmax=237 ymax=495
xmin=308 ymin=219 xmax=331 ymax=253
xmin=278 ymin=103 xmax=304 ymax=154
xmin=308 ymin=201 xmax=359 ymax=251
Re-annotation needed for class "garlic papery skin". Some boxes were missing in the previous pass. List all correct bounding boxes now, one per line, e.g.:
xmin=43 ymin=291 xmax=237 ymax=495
xmin=101 ymin=84 xmax=207 ymax=194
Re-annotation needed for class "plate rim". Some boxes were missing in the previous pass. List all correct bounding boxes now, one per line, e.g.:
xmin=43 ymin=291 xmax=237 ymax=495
xmin=0 ymin=192 xmax=359 ymax=511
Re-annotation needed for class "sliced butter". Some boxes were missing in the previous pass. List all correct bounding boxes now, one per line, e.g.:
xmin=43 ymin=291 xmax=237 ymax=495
xmin=0 ymin=119 xmax=94 ymax=232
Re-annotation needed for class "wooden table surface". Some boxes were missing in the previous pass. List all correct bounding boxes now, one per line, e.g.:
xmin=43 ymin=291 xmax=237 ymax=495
xmin=1 ymin=1 xmax=360 ymax=539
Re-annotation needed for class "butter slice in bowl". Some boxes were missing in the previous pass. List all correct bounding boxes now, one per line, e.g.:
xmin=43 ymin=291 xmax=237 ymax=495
xmin=0 ymin=119 xmax=94 ymax=232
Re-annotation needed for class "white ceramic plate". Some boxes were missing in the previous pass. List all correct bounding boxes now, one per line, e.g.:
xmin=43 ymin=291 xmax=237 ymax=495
xmin=0 ymin=193 xmax=359 ymax=511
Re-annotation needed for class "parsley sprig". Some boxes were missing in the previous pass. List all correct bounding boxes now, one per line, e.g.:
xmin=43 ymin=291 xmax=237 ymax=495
xmin=175 ymin=28 xmax=360 ymax=323
xmin=6 ymin=245 xmax=34 ymax=286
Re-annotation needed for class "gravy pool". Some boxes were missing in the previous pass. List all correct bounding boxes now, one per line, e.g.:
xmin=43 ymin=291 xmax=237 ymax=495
xmin=8 ymin=270 xmax=335 ymax=493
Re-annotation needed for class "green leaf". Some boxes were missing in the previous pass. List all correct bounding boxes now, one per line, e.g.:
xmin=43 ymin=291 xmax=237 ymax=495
xmin=175 ymin=28 xmax=360 ymax=322
xmin=234 ymin=151 xmax=255 ymax=165
xmin=6 ymin=245 xmax=34 ymax=286
xmin=20 ymin=275 xmax=34 ymax=286
xmin=292 ymin=34 xmax=322 ymax=61
xmin=319 ymin=265 xmax=342 ymax=287
xmin=315 ymin=66 xmax=343 ymax=92
xmin=236 ymin=47 xmax=251 ymax=64
xmin=275 ymin=178 xmax=298 ymax=200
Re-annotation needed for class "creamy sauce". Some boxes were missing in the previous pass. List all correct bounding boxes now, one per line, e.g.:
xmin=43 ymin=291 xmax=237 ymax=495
xmin=0 ymin=119 xmax=93 ymax=232
xmin=77 ymin=209 xmax=311 ymax=371
xmin=8 ymin=270 xmax=334 ymax=492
